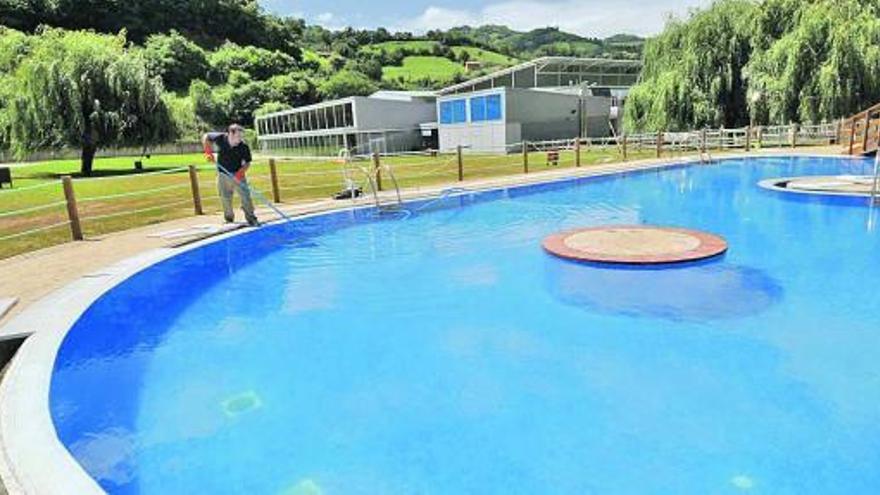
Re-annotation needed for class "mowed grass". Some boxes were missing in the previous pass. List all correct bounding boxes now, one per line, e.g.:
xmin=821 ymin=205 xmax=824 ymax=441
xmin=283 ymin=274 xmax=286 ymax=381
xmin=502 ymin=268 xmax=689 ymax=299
xmin=0 ymin=146 xmax=664 ymax=259
xmin=364 ymin=40 xmax=440 ymax=54
xmin=451 ymin=46 xmax=520 ymax=66
xmin=382 ymin=56 xmax=466 ymax=83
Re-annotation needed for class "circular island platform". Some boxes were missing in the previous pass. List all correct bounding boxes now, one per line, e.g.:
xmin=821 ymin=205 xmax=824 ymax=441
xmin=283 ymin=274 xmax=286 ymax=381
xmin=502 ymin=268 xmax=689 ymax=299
xmin=542 ymin=225 xmax=728 ymax=265
xmin=759 ymin=175 xmax=876 ymax=198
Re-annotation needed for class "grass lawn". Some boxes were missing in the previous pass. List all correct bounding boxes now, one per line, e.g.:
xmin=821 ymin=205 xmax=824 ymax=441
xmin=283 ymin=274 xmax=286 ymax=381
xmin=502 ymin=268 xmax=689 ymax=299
xmin=382 ymin=56 xmax=464 ymax=83
xmin=365 ymin=40 xmax=440 ymax=54
xmin=451 ymin=46 xmax=520 ymax=66
xmin=0 ymin=146 xmax=667 ymax=259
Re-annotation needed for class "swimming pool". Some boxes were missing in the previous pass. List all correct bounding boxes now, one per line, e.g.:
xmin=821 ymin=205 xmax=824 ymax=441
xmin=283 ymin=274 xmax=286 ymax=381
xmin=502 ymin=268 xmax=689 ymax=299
xmin=38 ymin=156 xmax=880 ymax=493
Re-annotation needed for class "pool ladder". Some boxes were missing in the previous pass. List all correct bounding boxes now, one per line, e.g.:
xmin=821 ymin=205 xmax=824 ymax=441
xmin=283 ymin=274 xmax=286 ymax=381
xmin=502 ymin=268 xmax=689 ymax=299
xmin=340 ymin=150 xmax=408 ymax=215
xmin=871 ymin=152 xmax=880 ymax=206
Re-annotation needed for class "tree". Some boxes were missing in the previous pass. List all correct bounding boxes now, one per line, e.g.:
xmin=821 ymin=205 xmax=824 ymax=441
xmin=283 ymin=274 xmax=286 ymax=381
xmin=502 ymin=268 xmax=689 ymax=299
xmin=625 ymin=0 xmax=880 ymax=131
xmin=255 ymin=101 xmax=292 ymax=117
xmin=209 ymin=41 xmax=298 ymax=82
xmin=317 ymin=70 xmax=378 ymax=99
xmin=142 ymin=30 xmax=210 ymax=92
xmin=266 ymin=73 xmax=316 ymax=107
xmin=624 ymin=0 xmax=755 ymax=132
xmin=190 ymin=79 xmax=228 ymax=127
xmin=5 ymin=29 xmax=175 ymax=175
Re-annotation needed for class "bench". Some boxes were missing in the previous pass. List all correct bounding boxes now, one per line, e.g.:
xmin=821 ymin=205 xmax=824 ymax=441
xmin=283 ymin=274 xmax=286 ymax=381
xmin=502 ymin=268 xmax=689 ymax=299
xmin=0 ymin=167 xmax=12 ymax=188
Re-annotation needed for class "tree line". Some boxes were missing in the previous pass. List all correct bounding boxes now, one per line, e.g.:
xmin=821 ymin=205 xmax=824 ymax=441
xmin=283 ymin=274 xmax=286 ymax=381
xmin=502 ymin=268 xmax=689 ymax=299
xmin=625 ymin=0 xmax=880 ymax=132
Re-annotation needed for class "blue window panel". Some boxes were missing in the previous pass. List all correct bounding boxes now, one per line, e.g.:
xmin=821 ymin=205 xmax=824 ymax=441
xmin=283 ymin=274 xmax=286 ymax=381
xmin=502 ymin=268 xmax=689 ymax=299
xmin=440 ymin=101 xmax=454 ymax=124
xmin=452 ymin=99 xmax=467 ymax=123
xmin=470 ymin=96 xmax=487 ymax=122
xmin=440 ymin=99 xmax=468 ymax=124
xmin=486 ymin=94 xmax=502 ymax=121
xmin=440 ymin=99 xmax=467 ymax=124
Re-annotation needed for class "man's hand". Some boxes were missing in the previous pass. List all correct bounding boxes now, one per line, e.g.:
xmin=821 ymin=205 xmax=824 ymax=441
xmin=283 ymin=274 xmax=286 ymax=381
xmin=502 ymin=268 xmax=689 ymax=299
xmin=203 ymin=142 xmax=215 ymax=163
xmin=234 ymin=163 xmax=250 ymax=183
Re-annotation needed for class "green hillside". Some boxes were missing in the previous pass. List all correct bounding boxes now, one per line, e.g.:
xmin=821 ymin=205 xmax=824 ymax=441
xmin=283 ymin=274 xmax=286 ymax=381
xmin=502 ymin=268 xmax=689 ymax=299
xmin=451 ymin=46 xmax=520 ymax=65
xmin=382 ymin=56 xmax=464 ymax=85
xmin=0 ymin=0 xmax=645 ymax=172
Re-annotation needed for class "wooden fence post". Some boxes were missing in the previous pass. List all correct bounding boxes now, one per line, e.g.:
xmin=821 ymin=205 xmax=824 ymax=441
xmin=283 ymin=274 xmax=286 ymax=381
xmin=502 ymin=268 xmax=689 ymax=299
xmin=61 ymin=175 xmax=83 ymax=241
xmin=372 ymin=152 xmax=382 ymax=191
xmin=656 ymin=130 xmax=663 ymax=158
xmin=848 ymin=118 xmax=856 ymax=155
xmin=700 ymin=128 xmax=707 ymax=154
xmin=187 ymin=165 xmax=203 ymax=215
xmin=456 ymin=145 xmax=464 ymax=181
xmin=790 ymin=123 xmax=798 ymax=148
xmin=835 ymin=118 xmax=842 ymax=145
xmin=622 ymin=134 xmax=628 ymax=161
xmin=268 ymin=158 xmax=281 ymax=203
xmin=574 ymin=138 xmax=581 ymax=167
xmin=862 ymin=113 xmax=871 ymax=151
xmin=757 ymin=126 xmax=764 ymax=149
xmin=745 ymin=125 xmax=752 ymax=152
xmin=522 ymin=141 xmax=529 ymax=174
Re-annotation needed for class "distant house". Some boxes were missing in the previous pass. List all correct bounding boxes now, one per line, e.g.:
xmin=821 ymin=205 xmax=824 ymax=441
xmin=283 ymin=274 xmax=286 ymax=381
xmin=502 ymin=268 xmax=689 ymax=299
xmin=464 ymin=61 xmax=483 ymax=72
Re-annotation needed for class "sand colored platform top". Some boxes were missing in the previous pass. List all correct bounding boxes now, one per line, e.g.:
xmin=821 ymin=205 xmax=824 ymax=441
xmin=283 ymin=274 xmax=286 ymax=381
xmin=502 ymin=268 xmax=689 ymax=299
xmin=782 ymin=175 xmax=875 ymax=195
xmin=543 ymin=225 xmax=728 ymax=265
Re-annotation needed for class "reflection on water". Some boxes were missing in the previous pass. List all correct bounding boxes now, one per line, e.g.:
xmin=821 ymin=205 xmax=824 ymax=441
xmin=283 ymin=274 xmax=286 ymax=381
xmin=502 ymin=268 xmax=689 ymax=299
xmin=547 ymin=258 xmax=783 ymax=321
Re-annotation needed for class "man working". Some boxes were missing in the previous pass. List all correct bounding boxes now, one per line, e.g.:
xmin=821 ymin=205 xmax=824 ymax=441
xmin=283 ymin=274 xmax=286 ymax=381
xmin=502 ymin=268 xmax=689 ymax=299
xmin=202 ymin=124 xmax=259 ymax=226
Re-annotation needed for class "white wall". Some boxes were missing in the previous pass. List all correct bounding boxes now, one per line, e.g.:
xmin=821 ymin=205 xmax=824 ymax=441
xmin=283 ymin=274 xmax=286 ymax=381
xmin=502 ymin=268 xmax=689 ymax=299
xmin=437 ymin=88 xmax=509 ymax=152
xmin=353 ymin=97 xmax=436 ymax=130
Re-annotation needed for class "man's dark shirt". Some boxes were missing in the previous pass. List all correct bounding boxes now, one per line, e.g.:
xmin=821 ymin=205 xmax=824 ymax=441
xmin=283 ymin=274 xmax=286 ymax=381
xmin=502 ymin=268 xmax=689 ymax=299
xmin=207 ymin=132 xmax=252 ymax=174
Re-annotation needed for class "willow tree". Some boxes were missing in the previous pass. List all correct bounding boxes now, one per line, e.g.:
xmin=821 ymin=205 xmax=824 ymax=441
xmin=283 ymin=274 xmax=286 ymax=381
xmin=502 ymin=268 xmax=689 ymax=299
xmin=625 ymin=0 xmax=756 ymax=132
xmin=746 ymin=0 xmax=880 ymax=125
xmin=5 ymin=28 xmax=174 ymax=175
xmin=625 ymin=0 xmax=880 ymax=132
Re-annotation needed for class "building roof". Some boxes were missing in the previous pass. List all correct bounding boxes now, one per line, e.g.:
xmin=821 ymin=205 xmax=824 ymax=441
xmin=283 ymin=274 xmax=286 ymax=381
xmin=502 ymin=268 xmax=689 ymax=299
xmin=369 ymin=90 xmax=436 ymax=101
xmin=437 ymin=56 xmax=642 ymax=96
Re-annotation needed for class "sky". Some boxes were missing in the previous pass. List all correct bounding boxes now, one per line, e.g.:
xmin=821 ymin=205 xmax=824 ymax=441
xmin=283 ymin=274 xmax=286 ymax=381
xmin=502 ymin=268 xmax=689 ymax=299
xmin=261 ymin=0 xmax=714 ymax=38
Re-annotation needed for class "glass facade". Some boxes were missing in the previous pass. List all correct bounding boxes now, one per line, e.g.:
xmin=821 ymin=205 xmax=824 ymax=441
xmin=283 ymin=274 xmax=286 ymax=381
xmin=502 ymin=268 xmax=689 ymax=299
xmin=256 ymin=101 xmax=356 ymax=136
xmin=469 ymin=94 xmax=502 ymax=122
xmin=440 ymin=99 xmax=468 ymax=124
xmin=441 ymin=93 xmax=502 ymax=124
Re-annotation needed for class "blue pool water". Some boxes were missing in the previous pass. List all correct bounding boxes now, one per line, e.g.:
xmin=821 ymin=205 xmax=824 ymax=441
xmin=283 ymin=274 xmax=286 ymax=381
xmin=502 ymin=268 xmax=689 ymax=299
xmin=51 ymin=156 xmax=880 ymax=494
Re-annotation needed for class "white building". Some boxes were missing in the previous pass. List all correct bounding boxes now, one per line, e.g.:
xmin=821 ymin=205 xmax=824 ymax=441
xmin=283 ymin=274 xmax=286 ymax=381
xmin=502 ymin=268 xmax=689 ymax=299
xmin=435 ymin=57 xmax=641 ymax=152
xmin=255 ymin=91 xmax=436 ymax=156
xmin=255 ymin=57 xmax=642 ymax=156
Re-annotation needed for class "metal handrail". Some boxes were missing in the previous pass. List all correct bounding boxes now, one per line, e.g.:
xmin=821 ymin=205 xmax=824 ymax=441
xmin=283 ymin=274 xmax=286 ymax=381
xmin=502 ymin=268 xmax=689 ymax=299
xmin=871 ymin=152 xmax=880 ymax=205
xmin=339 ymin=148 xmax=404 ymax=213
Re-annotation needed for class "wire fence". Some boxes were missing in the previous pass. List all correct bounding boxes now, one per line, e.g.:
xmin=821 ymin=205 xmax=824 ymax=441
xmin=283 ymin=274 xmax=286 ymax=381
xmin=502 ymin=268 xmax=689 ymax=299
xmin=0 ymin=122 xmax=840 ymax=259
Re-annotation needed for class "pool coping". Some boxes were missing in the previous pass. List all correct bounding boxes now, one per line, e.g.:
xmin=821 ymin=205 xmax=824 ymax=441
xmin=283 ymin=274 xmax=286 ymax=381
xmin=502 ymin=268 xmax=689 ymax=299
xmin=0 ymin=150 xmax=862 ymax=494
xmin=757 ymin=176 xmax=874 ymax=198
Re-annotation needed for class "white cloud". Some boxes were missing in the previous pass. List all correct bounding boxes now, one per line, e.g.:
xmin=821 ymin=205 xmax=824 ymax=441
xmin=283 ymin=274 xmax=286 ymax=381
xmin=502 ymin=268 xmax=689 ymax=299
xmin=315 ymin=12 xmax=335 ymax=23
xmin=396 ymin=0 xmax=710 ymax=38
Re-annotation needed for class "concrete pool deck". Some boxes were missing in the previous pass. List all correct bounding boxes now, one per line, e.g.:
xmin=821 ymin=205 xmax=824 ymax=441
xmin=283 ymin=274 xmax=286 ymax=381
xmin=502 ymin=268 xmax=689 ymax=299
xmin=0 ymin=146 xmax=846 ymax=330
